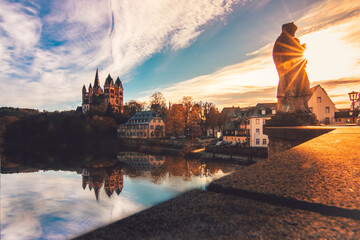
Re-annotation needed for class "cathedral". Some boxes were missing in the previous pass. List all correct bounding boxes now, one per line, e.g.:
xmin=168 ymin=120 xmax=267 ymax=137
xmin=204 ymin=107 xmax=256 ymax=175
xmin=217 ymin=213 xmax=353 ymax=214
xmin=82 ymin=69 xmax=124 ymax=114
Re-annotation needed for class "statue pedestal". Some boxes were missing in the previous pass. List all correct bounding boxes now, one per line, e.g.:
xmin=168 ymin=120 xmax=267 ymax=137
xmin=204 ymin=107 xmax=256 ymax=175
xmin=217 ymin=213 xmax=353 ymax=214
xmin=265 ymin=112 xmax=318 ymax=127
xmin=264 ymin=112 xmax=319 ymax=157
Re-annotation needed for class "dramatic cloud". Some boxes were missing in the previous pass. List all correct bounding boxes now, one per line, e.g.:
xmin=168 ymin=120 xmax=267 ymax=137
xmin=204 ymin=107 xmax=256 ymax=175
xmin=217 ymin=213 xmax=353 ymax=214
xmin=107 ymin=0 xmax=242 ymax=76
xmin=0 ymin=0 xmax=358 ymax=110
xmin=148 ymin=53 xmax=278 ymax=109
xmin=144 ymin=0 xmax=360 ymax=109
xmin=0 ymin=0 xmax=242 ymax=110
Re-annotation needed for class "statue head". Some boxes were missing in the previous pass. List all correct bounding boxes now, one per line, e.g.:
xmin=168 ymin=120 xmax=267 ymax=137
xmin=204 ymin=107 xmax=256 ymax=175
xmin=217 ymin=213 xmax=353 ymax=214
xmin=282 ymin=22 xmax=297 ymax=37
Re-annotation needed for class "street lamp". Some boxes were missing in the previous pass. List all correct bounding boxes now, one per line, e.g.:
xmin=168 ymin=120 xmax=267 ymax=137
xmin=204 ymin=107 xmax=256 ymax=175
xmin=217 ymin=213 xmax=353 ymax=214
xmin=348 ymin=91 xmax=359 ymax=123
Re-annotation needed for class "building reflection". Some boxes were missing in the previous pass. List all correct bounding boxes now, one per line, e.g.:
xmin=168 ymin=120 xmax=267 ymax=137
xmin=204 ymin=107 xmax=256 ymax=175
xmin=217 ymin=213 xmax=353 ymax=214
xmin=116 ymin=152 xmax=229 ymax=180
xmin=82 ymin=166 xmax=124 ymax=202
xmin=117 ymin=152 xmax=166 ymax=170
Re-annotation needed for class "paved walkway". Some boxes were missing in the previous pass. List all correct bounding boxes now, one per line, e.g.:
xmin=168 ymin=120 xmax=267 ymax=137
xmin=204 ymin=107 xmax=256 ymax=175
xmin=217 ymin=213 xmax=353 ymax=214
xmin=75 ymin=127 xmax=360 ymax=239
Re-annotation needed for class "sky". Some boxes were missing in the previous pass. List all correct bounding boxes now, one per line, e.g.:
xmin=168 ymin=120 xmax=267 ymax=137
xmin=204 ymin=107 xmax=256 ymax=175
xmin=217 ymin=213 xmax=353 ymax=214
xmin=0 ymin=0 xmax=359 ymax=111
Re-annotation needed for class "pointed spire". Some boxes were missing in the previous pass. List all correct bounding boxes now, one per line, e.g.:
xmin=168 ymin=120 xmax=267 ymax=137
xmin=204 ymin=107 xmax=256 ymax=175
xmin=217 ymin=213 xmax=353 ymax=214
xmin=94 ymin=68 xmax=100 ymax=88
xmin=105 ymin=187 xmax=113 ymax=198
xmin=82 ymin=177 xmax=87 ymax=190
xmin=82 ymin=85 xmax=86 ymax=92
xmin=115 ymin=187 xmax=122 ymax=195
xmin=89 ymin=83 xmax=92 ymax=89
xmin=104 ymin=73 xmax=114 ymax=87
xmin=115 ymin=77 xmax=123 ymax=89
xmin=94 ymin=186 xmax=100 ymax=202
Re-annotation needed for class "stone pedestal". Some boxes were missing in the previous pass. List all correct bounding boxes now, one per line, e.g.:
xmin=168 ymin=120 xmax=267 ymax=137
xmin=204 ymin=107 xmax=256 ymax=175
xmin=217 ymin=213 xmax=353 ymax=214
xmin=263 ymin=127 xmax=334 ymax=157
xmin=266 ymin=112 xmax=318 ymax=127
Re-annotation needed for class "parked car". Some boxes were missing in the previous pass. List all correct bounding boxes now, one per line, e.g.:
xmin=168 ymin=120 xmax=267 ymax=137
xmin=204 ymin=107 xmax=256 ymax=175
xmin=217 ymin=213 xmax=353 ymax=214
xmin=215 ymin=141 xmax=223 ymax=147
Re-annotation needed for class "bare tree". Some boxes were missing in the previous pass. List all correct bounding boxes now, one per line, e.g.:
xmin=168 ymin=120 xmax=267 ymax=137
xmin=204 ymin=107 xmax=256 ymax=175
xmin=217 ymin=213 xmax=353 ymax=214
xmin=149 ymin=92 xmax=167 ymax=117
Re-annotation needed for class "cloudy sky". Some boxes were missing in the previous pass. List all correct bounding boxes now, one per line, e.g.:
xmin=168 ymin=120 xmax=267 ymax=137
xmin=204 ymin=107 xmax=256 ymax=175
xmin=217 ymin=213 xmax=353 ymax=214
xmin=0 ymin=0 xmax=359 ymax=111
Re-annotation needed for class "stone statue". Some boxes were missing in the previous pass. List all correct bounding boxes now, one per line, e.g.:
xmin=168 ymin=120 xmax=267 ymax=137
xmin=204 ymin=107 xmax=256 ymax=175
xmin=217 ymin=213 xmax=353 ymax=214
xmin=273 ymin=22 xmax=311 ymax=113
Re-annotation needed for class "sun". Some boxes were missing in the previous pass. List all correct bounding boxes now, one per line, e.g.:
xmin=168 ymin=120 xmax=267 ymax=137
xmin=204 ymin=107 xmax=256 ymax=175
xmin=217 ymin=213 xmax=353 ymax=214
xmin=299 ymin=27 xmax=357 ymax=82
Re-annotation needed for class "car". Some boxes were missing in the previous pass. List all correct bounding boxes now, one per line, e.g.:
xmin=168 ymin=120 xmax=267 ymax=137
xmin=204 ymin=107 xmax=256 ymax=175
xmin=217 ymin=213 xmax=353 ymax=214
xmin=215 ymin=141 xmax=223 ymax=147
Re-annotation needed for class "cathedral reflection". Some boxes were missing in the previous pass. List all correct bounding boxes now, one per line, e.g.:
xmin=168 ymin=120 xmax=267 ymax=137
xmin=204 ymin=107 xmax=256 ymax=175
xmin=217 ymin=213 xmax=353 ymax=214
xmin=82 ymin=166 xmax=124 ymax=202
xmin=82 ymin=152 xmax=231 ymax=201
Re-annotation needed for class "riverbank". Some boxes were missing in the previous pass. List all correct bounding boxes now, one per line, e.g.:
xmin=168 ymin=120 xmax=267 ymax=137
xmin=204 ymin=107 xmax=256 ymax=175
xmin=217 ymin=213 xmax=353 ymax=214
xmin=75 ymin=126 xmax=360 ymax=239
xmin=119 ymin=137 xmax=266 ymax=165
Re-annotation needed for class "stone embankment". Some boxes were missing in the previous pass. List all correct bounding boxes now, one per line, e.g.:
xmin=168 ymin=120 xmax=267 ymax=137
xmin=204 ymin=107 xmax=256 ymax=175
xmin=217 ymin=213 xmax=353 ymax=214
xmin=75 ymin=127 xmax=360 ymax=239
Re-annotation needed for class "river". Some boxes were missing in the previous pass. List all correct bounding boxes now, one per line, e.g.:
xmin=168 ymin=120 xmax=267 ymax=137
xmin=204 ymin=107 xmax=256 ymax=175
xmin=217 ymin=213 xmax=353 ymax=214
xmin=1 ymin=152 xmax=238 ymax=240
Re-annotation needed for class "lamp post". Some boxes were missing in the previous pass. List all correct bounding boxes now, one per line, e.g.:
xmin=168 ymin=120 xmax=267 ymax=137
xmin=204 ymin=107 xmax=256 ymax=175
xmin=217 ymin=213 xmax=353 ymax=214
xmin=348 ymin=91 xmax=358 ymax=123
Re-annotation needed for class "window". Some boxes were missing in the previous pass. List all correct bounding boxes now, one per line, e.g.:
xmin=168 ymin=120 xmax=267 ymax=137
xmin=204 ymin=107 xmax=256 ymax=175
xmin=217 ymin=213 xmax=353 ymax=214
xmin=153 ymin=119 xmax=156 ymax=123
xmin=263 ymin=119 xmax=266 ymax=125
xmin=256 ymin=119 xmax=260 ymax=124
xmin=325 ymin=107 xmax=330 ymax=113
xmin=317 ymin=97 xmax=321 ymax=103
xmin=150 ymin=125 xmax=154 ymax=129
xmin=263 ymin=139 xmax=267 ymax=145
xmin=272 ymin=109 xmax=276 ymax=114
xmin=325 ymin=117 xmax=330 ymax=124
xmin=261 ymin=109 xmax=266 ymax=115
xmin=256 ymin=128 xmax=260 ymax=134
xmin=158 ymin=120 xmax=161 ymax=123
xmin=256 ymin=139 xmax=260 ymax=145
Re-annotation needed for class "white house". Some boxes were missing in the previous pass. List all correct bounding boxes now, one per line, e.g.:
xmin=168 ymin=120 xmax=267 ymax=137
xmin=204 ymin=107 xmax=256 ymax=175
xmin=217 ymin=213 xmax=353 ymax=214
xmin=249 ymin=103 xmax=277 ymax=147
xmin=307 ymin=85 xmax=338 ymax=125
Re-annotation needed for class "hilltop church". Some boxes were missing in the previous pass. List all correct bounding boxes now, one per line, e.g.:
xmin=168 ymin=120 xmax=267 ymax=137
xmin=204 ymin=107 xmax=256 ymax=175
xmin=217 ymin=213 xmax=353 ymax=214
xmin=82 ymin=69 xmax=124 ymax=114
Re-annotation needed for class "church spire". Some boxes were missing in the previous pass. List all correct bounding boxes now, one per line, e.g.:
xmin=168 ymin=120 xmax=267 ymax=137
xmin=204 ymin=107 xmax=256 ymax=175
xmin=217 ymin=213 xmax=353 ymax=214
xmin=94 ymin=68 xmax=100 ymax=88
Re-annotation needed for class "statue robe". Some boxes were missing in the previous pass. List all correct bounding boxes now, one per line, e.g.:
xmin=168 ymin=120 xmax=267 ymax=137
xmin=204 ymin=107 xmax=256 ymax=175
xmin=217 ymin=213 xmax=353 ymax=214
xmin=273 ymin=22 xmax=311 ymax=113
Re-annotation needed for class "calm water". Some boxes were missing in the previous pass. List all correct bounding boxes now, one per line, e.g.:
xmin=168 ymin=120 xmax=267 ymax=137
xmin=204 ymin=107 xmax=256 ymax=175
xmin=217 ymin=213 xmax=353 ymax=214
xmin=1 ymin=152 xmax=237 ymax=240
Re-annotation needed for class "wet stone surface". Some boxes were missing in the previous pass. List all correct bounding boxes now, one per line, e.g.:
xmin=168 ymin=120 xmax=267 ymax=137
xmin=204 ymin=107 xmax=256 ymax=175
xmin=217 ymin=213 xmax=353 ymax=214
xmin=75 ymin=190 xmax=360 ymax=240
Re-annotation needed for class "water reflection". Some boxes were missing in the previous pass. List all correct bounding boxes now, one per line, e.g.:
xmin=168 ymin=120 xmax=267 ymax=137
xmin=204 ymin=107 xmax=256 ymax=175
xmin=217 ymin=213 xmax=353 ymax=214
xmin=1 ymin=152 xmax=237 ymax=240
xmin=117 ymin=152 xmax=166 ymax=169
xmin=82 ymin=166 xmax=124 ymax=202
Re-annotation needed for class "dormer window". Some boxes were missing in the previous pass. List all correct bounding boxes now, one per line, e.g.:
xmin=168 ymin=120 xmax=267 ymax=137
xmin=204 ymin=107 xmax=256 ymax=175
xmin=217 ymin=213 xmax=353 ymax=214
xmin=261 ymin=109 xmax=266 ymax=115
xmin=272 ymin=109 xmax=276 ymax=114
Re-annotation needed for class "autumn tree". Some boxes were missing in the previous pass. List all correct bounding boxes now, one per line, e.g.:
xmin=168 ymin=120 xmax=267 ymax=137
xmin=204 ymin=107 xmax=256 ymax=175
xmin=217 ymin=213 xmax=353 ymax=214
xmin=207 ymin=106 xmax=220 ymax=137
xmin=165 ymin=104 xmax=185 ymax=137
xmin=187 ymin=103 xmax=203 ymax=138
xmin=182 ymin=96 xmax=193 ymax=137
xmin=197 ymin=101 xmax=214 ymax=137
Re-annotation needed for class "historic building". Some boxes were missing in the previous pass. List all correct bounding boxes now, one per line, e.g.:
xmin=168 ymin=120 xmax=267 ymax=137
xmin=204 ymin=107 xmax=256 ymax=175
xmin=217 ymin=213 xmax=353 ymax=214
xmin=117 ymin=110 xmax=165 ymax=139
xmin=82 ymin=69 xmax=124 ymax=114
xmin=221 ymin=107 xmax=254 ymax=144
xmin=221 ymin=103 xmax=277 ymax=147
xmin=307 ymin=85 xmax=338 ymax=125
xmin=248 ymin=103 xmax=277 ymax=147
xmin=82 ymin=166 xmax=124 ymax=202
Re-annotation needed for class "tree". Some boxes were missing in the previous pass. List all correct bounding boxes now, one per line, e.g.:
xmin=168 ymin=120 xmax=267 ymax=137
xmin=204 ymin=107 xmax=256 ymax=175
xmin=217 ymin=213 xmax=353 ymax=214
xmin=198 ymin=101 xmax=214 ymax=137
xmin=149 ymin=92 xmax=166 ymax=107
xmin=207 ymin=106 xmax=220 ymax=137
xmin=165 ymin=104 xmax=185 ymax=137
xmin=182 ymin=96 xmax=193 ymax=137
xmin=149 ymin=92 xmax=167 ymax=117
xmin=123 ymin=100 xmax=146 ymax=119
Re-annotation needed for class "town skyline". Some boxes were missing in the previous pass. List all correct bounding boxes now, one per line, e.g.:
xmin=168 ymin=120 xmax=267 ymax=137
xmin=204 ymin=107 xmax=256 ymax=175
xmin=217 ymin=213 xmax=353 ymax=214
xmin=1 ymin=0 xmax=359 ymax=111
